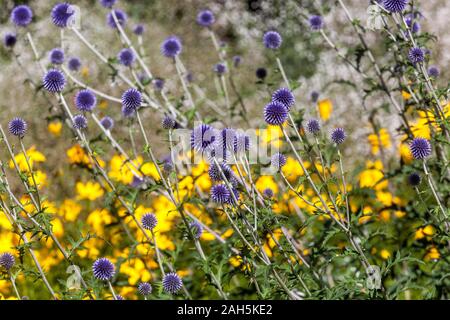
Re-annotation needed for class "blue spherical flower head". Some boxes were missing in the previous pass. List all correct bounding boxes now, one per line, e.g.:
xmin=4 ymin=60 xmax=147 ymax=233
xmin=75 ymin=89 xmax=97 ymax=112
xmin=383 ymin=0 xmax=408 ymax=13
xmin=208 ymin=162 xmax=235 ymax=183
xmin=118 ymin=48 xmax=136 ymax=67
xmin=214 ymin=63 xmax=227 ymax=75
xmin=408 ymin=47 xmax=425 ymax=64
xmin=408 ymin=172 xmax=421 ymax=186
xmin=271 ymin=152 xmax=286 ymax=169
xmin=130 ymin=175 xmax=144 ymax=188
xmin=100 ymin=116 xmax=114 ymax=130
xmin=428 ymin=66 xmax=440 ymax=78
xmin=306 ymin=119 xmax=321 ymax=135
xmin=309 ymin=15 xmax=324 ymax=30
xmin=133 ymin=24 xmax=145 ymax=35
xmin=405 ymin=16 xmax=420 ymax=33
xmin=11 ymin=5 xmax=33 ymax=27
xmin=49 ymin=48 xmax=65 ymax=65
xmin=162 ymin=115 xmax=176 ymax=130
xmin=311 ymin=91 xmax=320 ymax=103
xmin=100 ymin=0 xmax=117 ymax=8
xmin=43 ymin=69 xmax=66 ymax=93
xmin=153 ymin=78 xmax=165 ymax=91
xmin=92 ymin=257 xmax=115 ymax=281
xmin=138 ymin=282 xmax=152 ymax=296
xmin=121 ymin=88 xmax=142 ymax=117
xmin=263 ymin=188 xmax=274 ymax=198
xmin=256 ymin=67 xmax=267 ymax=80
xmin=218 ymin=128 xmax=236 ymax=151
xmin=264 ymin=101 xmax=288 ymax=125
xmin=272 ymin=88 xmax=295 ymax=110
xmin=107 ymin=9 xmax=127 ymax=28
xmin=226 ymin=187 xmax=240 ymax=205
xmin=141 ymin=213 xmax=157 ymax=230
xmin=189 ymin=221 xmax=203 ymax=239
xmin=263 ymin=31 xmax=282 ymax=49
xmin=73 ymin=114 xmax=88 ymax=130
xmin=233 ymin=55 xmax=242 ymax=67
xmin=191 ymin=124 xmax=217 ymax=152
xmin=51 ymin=3 xmax=75 ymax=28
xmin=68 ymin=57 xmax=81 ymax=71
xmin=331 ymin=128 xmax=346 ymax=145
xmin=233 ymin=133 xmax=250 ymax=154
xmin=162 ymin=273 xmax=183 ymax=294
xmin=197 ymin=9 xmax=215 ymax=27
xmin=410 ymin=138 xmax=431 ymax=160
xmin=161 ymin=36 xmax=182 ymax=58
xmin=0 ymin=253 xmax=15 ymax=271
xmin=211 ymin=184 xmax=231 ymax=204
xmin=8 ymin=118 xmax=27 ymax=137
xmin=4 ymin=33 xmax=17 ymax=48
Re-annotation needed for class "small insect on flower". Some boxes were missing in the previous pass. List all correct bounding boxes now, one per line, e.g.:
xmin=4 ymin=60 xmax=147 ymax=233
xmin=163 ymin=273 xmax=183 ymax=294
xmin=428 ymin=66 xmax=440 ymax=78
xmin=211 ymin=184 xmax=231 ymax=204
xmin=3 ymin=33 xmax=17 ymax=48
xmin=107 ymin=9 xmax=127 ymax=28
xmin=331 ymin=128 xmax=346 ymax=145
xmin=409 ymin=138 xmax=431 ymax=160
xmin=75 ymin=89 xmax=97 ymax=112
xmin=49 ymin=48 xmax=65 ymax=65
xmin=161 ymin=36 xmax=182 ymax=58
xmin=264 ymin=101 xmax=288 ymax=125
xmin=256 ymin=67 xmax=267 ymax=80
xmin=189 ymin=221 xmax=203 ymax=239
xmin=121 ymin=88 xmax=142 ymax=117
xmin=309 ymin=15 xmax=324 ymax=30
xmin=100 ymin=0 xmax=117 ymax=8
xmin=271 ymin=152 xmax=287 ymax=169
xmin=162 ymin=115 xmax=176 ymax=130
xmin=68 ymin=57 xmax=82 ymax=71
xmin=43 ymin=69 xmax=66 ymax=93
xmin=0 ymin=253 xmax=15 ymax=271
xmin=263 ymin=31 xmax=282 ymax=49
xmin=408 ymin=47 xmax=425 ymax=64
xmin=118 ymin=48 xmax=136 ymax=67
xmin=11 ymin=5 xmax=33 ymax=27
xmin=383 ymin=0 xmax=408 ymax=13
xmin=8 ymin=118 xmax=27 ymax=137
xmin=233 ymin=133 xmax=250 ymax=154
xmin=306 ymin=119 xmax=321 ymax=135
xmin=263 ymin=188 xmax=274 ymax=198
xmin=197 ymin=9 xmax=215 ymax=27
xmin=92 ymin=257 xmax=115 ymax=281
xmin=73 ymin=114 xmax=88 ymax=130
xmin=141 ymin=213 xmax=158 ymax=231
xmin=51 ymin=3 xmax=75 ymax=28
xmin=100 ymin=116 xmax=114 ymax=130
xmin=138 ymin=282 xmax=152 ymax=296
xmin=213 ymin=63 xmax=227 ymax=75
xmin=191 ymin=124 xmax=217 ymax=152
xmin=133 ymin=24 xmax=145 ymax=35
xmin=272 ymin=88 xmax=295 ymax=110
xmin=408 ymin=172 xmax=421 ymax=186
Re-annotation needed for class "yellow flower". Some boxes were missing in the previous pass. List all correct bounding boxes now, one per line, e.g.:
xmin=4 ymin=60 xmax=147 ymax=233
xmin=318 ymin=99 xmax=333 ymax=121
xmin=81 ymin=66 xmax=89 ymax=78
xmin=99 ymin=100 xmax=108 ymax=109
xmin=76 ymin=181 xmax=104 ymax=201
xmin=48 ymin=121 xmax=62 ymax=136
xmin=9 ymin=146 xmax=46 ymax=172
xmin=402 ymin=90 xmax=412 ymax=100
xmin=255 ymin=176 xmax=278 ymax=194
xmin=359 ymin=169 xmax=386 ymax=190
xmin=141 ymin=162 xmax=161 ymax=181
xmin=109 ymin=155 xmax=143 ymax=184
xmin=58 ymin=199 xmax=82 ymax=222
xmin=399 ymin=142 xmax=413 ymax=164
xmin=368 ymin=128 xmax=392 ymax=155
xmin=87 ymin=209 xmax=113 ymax=235
xmin=28 ymin=170 xmax=47 ymax=189
xmin=380 ymin=249 xmax=391 ymax=260
xmin=67 ymin=144 xmax=90 ymax=165
xmin=424 ymin=247 xmax=440 ymax=261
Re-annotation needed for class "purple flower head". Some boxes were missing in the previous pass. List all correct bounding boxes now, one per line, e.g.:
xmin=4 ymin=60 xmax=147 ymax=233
xmin=226 ymin=188 xmax=240 ymax=205
xmin=263 ymin=31 xmax=282 ymax=49
xmin=100 ymin=0 xmax=117 ymax=8
xmin=92 ymin=257 xmax=115 ymax=281
xmin=100 ymin=116 xmax=114 ymax=130
xmin=191 ymin=124 xmax=217 ymax=152
xmin=153 ymin=78 xmax=165 ymax=91
xmin=133 ymin=24 xmax=145 ymax=35
xmin=213 ymin=63 xmax=227 ymax=75
xmin=118 ymin=48 xmax=136 ymax=66
xmin=428 ymin=66 xmax=440 ymax=78
xmin=264 ymin=101 xmax=288 ymax=125
xmin=331 ymin=128 xmax=346 ymax=145
xmin=256 ymin=67 xmax=267 ymax=80
xmin=162 ymin=273 xmax=182 ymax=294
xmin=163 ymin=158 xmax=174 ymax=173
xmin=141 ymin=213 xmax=157 ymax=230
xmin=115 ymin=295 xmax=124 ymax=300
xmin=263 ymin=188 xmax=274 ymax=198
xmin=43 ymin=69 xmax=66 ymax=93
xmin=162 ymin=115 xmax=176 ymax=130
xmin=233 ymin=133 xmax=250 ymax=154
xmin=121 ymin=88 xmax=142 ymax=117
xmin=409 ymin=138 xmax=431 ymax=160
xmin=272 ymin=88 xmax=295 ymax=110
xmin=408 ymin=47 xmax=425 ymax=64
xmin=4 ymin=33 xmax=17 ymax=48
xmin=73 ymin=114 xmax=88 ymax=130
xmin=383 ymin=0 xmax=408 ymax=13
xmin=211 ymin=184 xmax=231 ymax=204
xmin=189 ymin=221 xmax=203 ymax=239
xmin=130 ymin=175 xmax=144 ymax=188
xmin=306 ymin=119 xmax=321 ymax=135
xmin=138 ymin=282 xmax=152 ymax=296
xmin=271 ymin=152 xmax=286 ymax=169
xmin=186 ymin=72 xmax=195 ymax=83
xmin=208 ymin=162 xmax=235 ymax=183
xmin=68 ymin=57 xmax=81 ymax=71
xmin=218 ymin=128 xmax=236 ymax=151
xmin=51 ymin=3 xmax=75 ymax=28
xmin=408 ymin=172 xmax=421 ymax=186
xmin=75 ymin=89 xmax=97 ymax=112
xmin=405 ymin=16 xmax=420 ymax=33
xmin=0 ymin=253 xmax=15 ymax=271
xmin=161 ymin=36 xmax=182 ymax=58
xmin=49 ymin=48 xmax=64 ymax=65
xmin=197 ymin=9 xmax=215 ymax=27
xmin=107 ymin=9 xmax=127 ymax=28
xmin=311 ymin=91 xmax=320 ymax=103
xmin=11 ymin=5 xmax=33 ymax=27
xmin=8 ymin=118 xmax=27 ymax=137
xmin=233 ymin=55 xmax=242 ymax=67
xmin=309 ymin=15 xmax=324 ymax=30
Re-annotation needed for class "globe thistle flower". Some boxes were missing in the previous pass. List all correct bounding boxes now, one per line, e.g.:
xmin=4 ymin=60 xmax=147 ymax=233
xmin=189 ymin=221 xmax=203 ymax=239
xmin=141 ymin=213 xmax=157 ymax=230
xmin=133 ymin=24 xmax=145 ymax=35
xmin=107 ymin=9 xmax=127 ymax=28
xmin=3 ymin=33 xmax=17 ymax=48
xmin=162 ymin=273 xmax=182 ymax=294
xmin=383 ymin=0 xmax=408 ymax=13
xmin=11 ymin=5 xmax=33 ymax=27
xmin=306 ymin=119 xmax=321 ymax=135
xmin=309 ymin=15 xmax=324 ymax=30
xmin=310 ymin=91 xmax=320 ymax=103
xmin=68 ymin=57 xmax=81 ymax=71
xmin=162 ymin=115 xmax=176 ymax=130
xmin=263 ymin=31 xmax=282 ymax=49
xmin=197 ymin=9 xmax=215 ymax=27
xmin=233 ymin=133 xmax=250 ymax=154
xmin=271 ymin=152 xmax=286 ymax=169
xmin=0 ymin=253 xmax=15 ymax=271
xmin=118 ymin=48 xmax=136 ymax=67
xmin=138 ymin=282 xmax=152 ymax=296
xmin=331 ymin=128 xmax=346 ymax=145
xmin=49 ymin=48 xmax=65 ymax=65
xmin=43 ymin=69 xmax=66 ymax=93
xmin=256 ymin=67 xmax=267 ymax=80
xmin=408 ymin=172 xmax=421 ymax=186
xmin=211 ymin=184 xmax=231 ymax=204
xmin=272 ymin=88 xmax=295 ymax=110
xmin=100 ymin=116 xmax=114 ymax=130
xmin=100 ymin=0 xmax=117 ymax=8
xmin=226 ymin=188 xmax=240 ymax=205
xmin=264 ymin=101 xmax=288 ymax=125
xmin=217 ymin=128 xmax=236 ymax=151
xmin=186 ymin=72 xmax=195 ymax=83
xmin=191 ymin=124 xmax=217 ymax=152
xmin=409 ymin=138 xmax=431 ymax=160
xmin=208 ymin=162 xmax=235 ymax=183
xmin=233 ymin=55 xmax=242 ymax=67
xmin=408 ymin=47 xmax=425 ymax=64
xmin=163 ymin=159 xmax=174 ymax=173
xmin=121 ymin=88 xmax=142 ymax=117
xmin=130 ymin=175 xmax=144 ymax=188
xmin=8 ymin=118 xmax=27 ymax=137
xmin=214 ymin=63 xmax=227 ymax=75
xmin=263 ymin=188 xmax=274 ymax=198
xmin=92 ymin=257 xmax=115 ymax=281
xmin=51 ymin=3 xmax=75 ymax=28
xmin=428 ymin=66 xmax=440 ymax=78
xmin=73 ymin=114 xmax=88 ymax=130
xmin=153 ymin=78 xmax=165 ymax=91
xmin=75 ymin=89 xmax=97 ymax=112
xmin=161 ymin=36 xmax=182 ymax=58
xmin=405 ymin=15 xmax=420 ymax=33
xmin=115 ymin=295 xmax=124 ymax=300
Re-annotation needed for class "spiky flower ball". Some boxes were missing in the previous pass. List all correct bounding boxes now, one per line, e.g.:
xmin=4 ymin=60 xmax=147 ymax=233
xmin=162 ymin=115 xmax=176 ymax=130
xmin=309 ymin=15 xmax=324 ymax=30
xmin=75 ymin=89 xmax=97 ymax=112
xmin=161 ymin=36 xmax=182 ymax=58
xmin=92 ymin=257 xmax=115 ymax=281
xmin=208 ymin=162 xmax=235 ymax=183
xmin=133 ymin=24 xmax=145 ymax=35
xmin=306 ymin=119 xmax=321 ymax=135
xmin=153 ymin=78 xmax=165 ymax=91
xmin=264 ymin=101 xmax=288 ymax=125
xmin=409 ymin=138 xmax=431 ymax=160
xmin=217 ymin=128 xmax=236 ymax=151
xmin=141 ymin=213 xmax=157 ymax=231
xmin=162 ymin=273 xmax=182 ymax=294
xmin=233 ymin=133 xmax=250 ymax=154
xmin=271 ymin=152 xmax=286 ymax=169
xmin=211 ymin=184 xmax=231 ymax=204
xmin=405 ymin=15 xmax=420 ymax=33
xmin=263 ymin=188 xmax=274 ymax=198
xmin=49 ymin=48 xmax=65 ymax=65
xmin=383 ymin=0 xmax=408 ymax=13
xmin=197 ymin=9 xmax=215 ymax=27
xmin=256 ymin=67 xmax=267 ymax=80
xmin=272 ymin=88 xmax=295 ymax=110
xmin=121 ymin=88 xmax=142 ymax=117
xmin=331 ymin=128 xmax=346 ymax=145
xmin=311 ymin=91 xmax=320 ymax=103
xmin=51 ymin=3 xmax=75 ymax=28
xmin=4 ymin=33 xmax=17 ymax=48
xmin=408 ymin=47 xmax=425 ymax=64
xmin=43 ymin=69 xmax=66 ymax=93
xmin=100 ymin=0 xmax=117 ymax=8
xmin=189 ymin=221 xmax=203 ymax=239
xmin=100 ymin=116 xmax=114 ymax=130
xmin=408 ymin=172 xmax=421 ymax=186
xmin=263 ymin=31 xmax=282 ymax=49
xmin=233 ymin=55 xmax=242 ymax=67
xmin=73 ymin=114 xmax=88 ymax=130
xmin=138 ymin=282 xmax=152 ymax=296
xmin=0 ymin=253 xmax=15 ymax=271
xmin=68 ymin=57 xmax=81 ymax=71
xmin=191 ymin=124 xmax=216 ymax=152
xmin=214 ymin=63 xmax=227 ymax=75
xmin=428 ymin=66 xmax=440 ymax=78
xmin=8 ymin=118 xmax=27 ymax=137
xmin=11 ymin=5 xmax=33 ymax=27
xmin=107 ymin=9 xmax=127 ymax=28
xmin=118 ymin=48 xmax=136 ymax=67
